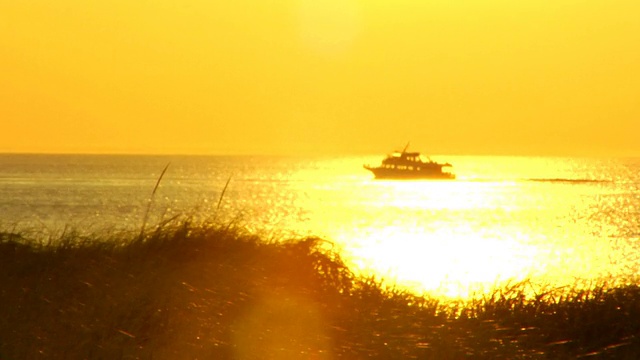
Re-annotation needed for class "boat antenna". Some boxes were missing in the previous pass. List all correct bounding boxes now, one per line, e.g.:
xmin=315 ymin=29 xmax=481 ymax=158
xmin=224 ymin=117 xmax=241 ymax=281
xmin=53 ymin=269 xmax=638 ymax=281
xmin=402 ymin=142 xmax=410 ymax=153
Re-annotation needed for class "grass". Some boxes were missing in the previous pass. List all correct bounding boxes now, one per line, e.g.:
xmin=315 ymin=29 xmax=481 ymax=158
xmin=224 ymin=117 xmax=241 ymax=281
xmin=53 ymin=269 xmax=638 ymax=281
xmin=1 ymin=221 xmax=640 ymax=359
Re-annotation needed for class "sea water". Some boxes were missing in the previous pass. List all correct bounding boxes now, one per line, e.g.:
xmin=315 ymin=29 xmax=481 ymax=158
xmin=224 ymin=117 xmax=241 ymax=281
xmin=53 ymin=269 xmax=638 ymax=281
xmin=1 ymin=154 xmax=639 ymax=298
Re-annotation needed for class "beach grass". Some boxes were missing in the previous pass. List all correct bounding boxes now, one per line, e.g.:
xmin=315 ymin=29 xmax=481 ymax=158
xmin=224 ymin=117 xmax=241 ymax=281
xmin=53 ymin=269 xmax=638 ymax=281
xmin=1 ymin=221 xmax=640 ymax=359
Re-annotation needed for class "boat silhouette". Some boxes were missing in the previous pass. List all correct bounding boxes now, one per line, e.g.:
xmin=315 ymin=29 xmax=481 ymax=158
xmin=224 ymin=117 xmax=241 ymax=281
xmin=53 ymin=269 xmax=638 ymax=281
xmin=364 ymin=143 xmax=455 ymax=180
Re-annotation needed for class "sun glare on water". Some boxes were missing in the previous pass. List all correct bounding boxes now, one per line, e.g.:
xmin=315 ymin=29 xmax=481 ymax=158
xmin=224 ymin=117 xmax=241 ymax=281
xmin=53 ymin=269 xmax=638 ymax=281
xmin=348 ymin=227 xmax=540 ymax=298
xmin=290 ymin=157 xmax=639 ymax=301
xmin=335 ymin=180 xmax=540 ymax=298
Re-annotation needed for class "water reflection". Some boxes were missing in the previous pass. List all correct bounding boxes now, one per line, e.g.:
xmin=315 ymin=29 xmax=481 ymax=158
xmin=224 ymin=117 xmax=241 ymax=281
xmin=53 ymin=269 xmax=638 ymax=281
xmin=286 ymin=158 xmax=640 ymax=300
xmin=346 ymin=227 xmax=539 ymax=298
xmin=3 ymin=155 xmax=638 ymax=301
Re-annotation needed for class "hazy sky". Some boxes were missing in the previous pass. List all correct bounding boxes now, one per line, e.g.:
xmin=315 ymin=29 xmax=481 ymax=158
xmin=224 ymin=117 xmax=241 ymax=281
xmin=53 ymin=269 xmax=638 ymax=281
xmin=2 ymin=0 xmax=639 ymax=156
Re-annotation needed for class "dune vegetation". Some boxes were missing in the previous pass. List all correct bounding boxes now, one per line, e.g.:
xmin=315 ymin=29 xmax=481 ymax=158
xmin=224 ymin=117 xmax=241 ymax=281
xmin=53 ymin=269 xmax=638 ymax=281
xmin=1 ymin=219 xmax=640 ymax=359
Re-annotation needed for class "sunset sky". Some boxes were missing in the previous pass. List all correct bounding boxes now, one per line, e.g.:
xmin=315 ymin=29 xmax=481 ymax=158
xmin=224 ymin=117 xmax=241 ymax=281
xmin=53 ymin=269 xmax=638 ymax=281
xmin=2 ymin=0 xmax=639 ymax=156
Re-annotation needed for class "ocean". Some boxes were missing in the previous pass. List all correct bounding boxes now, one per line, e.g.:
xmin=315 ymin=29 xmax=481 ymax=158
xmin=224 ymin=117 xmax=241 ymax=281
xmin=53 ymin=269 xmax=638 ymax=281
xmin=1 ymin=154 xmax=639 ymax=298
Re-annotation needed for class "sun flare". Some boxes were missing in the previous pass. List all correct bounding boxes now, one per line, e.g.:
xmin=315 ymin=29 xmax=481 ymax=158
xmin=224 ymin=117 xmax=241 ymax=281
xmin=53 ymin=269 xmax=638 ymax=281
xmin=298 ymin=159 xmax=637 ymax=301
xmin=345 ymin=225 xmax=539 ymax=298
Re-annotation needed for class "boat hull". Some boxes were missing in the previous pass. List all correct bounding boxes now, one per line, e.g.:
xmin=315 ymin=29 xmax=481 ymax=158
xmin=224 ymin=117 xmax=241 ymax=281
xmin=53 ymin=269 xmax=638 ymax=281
xmin=364 ymin=166 xmax=456 ymax=180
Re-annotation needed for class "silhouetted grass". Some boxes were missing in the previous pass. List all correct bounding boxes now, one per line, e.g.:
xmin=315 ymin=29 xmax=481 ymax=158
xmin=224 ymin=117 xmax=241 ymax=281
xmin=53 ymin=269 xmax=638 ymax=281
xmin=2 ymin=222 xmax=640 ymax=359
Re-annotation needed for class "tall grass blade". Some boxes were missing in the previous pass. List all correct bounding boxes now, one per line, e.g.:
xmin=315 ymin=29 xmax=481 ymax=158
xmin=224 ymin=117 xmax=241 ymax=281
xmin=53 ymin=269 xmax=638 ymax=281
xmin=139 ymin=162 xmax=171 ymax=240
xmin=213 ymin=175 xmax=232 ymax=222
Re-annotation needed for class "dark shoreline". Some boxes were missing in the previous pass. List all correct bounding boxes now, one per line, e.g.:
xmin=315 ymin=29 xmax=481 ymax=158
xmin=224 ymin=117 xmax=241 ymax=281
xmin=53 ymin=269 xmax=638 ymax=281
xmin=2 ymin=222 xmax=640 ymax=359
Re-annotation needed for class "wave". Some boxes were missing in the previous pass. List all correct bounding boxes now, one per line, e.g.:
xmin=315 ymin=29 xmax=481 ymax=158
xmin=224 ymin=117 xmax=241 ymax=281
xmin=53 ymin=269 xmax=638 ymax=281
xmin=526 ymin=178 xmax=610 ymax=184
xmin=455 ymin=177 xmax=610 ymax=184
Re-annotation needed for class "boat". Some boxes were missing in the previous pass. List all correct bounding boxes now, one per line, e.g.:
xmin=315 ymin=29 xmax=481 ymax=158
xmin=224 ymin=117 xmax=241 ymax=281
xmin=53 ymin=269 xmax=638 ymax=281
xmin=364 ymin=144 xmax=455 ymax=180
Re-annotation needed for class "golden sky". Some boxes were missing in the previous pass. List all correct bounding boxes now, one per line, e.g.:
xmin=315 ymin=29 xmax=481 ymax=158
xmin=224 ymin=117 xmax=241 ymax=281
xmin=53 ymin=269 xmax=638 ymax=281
xmin=1 ymin=0 xmax=639 ymax=156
